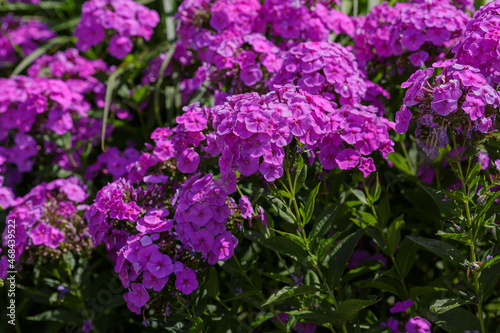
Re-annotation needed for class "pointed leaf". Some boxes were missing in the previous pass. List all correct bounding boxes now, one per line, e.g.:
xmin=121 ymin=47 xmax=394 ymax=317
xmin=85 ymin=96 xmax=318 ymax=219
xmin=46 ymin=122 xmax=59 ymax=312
xmin=262 ymin=286 xmax=319 ymax=306
xmin=338 ymin=298 xmax=380 ymax=323
xmin=407 ymin=236 xmax=466 ymax=267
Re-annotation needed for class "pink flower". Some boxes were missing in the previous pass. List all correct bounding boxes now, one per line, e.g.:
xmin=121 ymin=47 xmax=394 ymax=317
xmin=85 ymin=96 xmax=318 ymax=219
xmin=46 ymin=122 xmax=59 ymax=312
xmin=175 ymin=268 xmax=198 ymax=295
xmin=405 ymin=316 xmax=431 ymax=333
xmin=177 ymin=148 xmax=200 ymax=173
xmin=126 ymin=283 xmax=150 ymax=308
xmin=336 ymin=148 xmax=361 ymax=170
xmin=390 ymin=299 xmax=414 ymax=313
xmin=109 ymin=35 xmax=133 ymax=59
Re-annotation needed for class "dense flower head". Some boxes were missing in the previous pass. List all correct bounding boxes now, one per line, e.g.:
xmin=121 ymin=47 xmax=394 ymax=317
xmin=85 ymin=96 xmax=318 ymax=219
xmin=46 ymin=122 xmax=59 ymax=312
xmin=0 ymin=14 xmax=55 ymax=68
xmin=74 ymin=0 xmax=160 ymax=58
xmin=174 ymin=0 xmax=282 ymax=102
xmin=27 ymin=48 xmax=109 ymax=104
xmin=261 ymin=0 xmax=352 ymax=42
xmin=453 ymin=0 xmax=500 ymax=87
xmin=0 ymin=75 xmax=97 ymax=176
xmin=354 ymin=1 xmax=470 ymax=72
xmin=87 ymin=164 xmax=240 ymax=316
xmin=0 ymin=177 xmax=90 ymax=279
xmin=211 ymin=85 xmax=394 ymax=185
xmin=396 ymin=60 xmax=499 ymax=159
xmin=270 ymin=41 xmax=389 ymax=110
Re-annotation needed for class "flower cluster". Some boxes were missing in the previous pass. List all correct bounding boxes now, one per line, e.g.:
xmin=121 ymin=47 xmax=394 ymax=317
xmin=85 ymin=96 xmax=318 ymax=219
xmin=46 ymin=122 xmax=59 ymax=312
xmin=0 ymin=177 xmax=89 ymax=279
xmin=396 ymin=60 xmax=499 ymax=159
xmin=174 ymin=0 xmax=282 ymax=101
xmin=27 ymin=48 xmax=109 ymax=105
xmin=261 ymin=0 xmax=352 ymax=42
xmin=453 ymin=1 xmax=500 ymax=87
xmin=0 ymin=75 xmax=93 ymax=176
xmin=211 ymin=85 xmax=394 ymax=184
xmin=86 ymin=157 xmax=239 ymax=317
xmin=354 ymin=1 xmax=470 ymax=71
xmin=0 ymin=15 xmax=55 ymax=68
xmin=74 ymin=0 xmax=160 ymax=59
xmin=270 ymin=41 xmax=389 ymax=109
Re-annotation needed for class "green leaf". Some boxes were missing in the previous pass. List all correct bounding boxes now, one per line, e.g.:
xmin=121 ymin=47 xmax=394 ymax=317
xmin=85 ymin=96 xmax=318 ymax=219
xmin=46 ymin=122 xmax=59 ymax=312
xmin=272 ymin=229 xmax=305 ymax=248
xmin=324 ymin=229 xmax=364 ymax=285
xmin=407 ymin=236 xmax=466 ymax=267
xmin=436 ymin=230 xmax=471 ymax=244
xmin=338 ymin=298 xmax=379 ymax=323
xmin=466 ymin=162 xmax=482 ymax=184
xmin=264 ymin=194 xmax=296 ymax=224
xmin=285 ymin=310 xmax=335 ymax=324
xmin=386 ymin=215 xmax=404 ymax=255
xmin=371 ymin=174 xmax=382 ymax=202
xmin=351 ymin=189 xmax=367 ymax=205
xmin=481 ymin=255 xmax=500 ymax=271
xmin=376 ymin=195 xmax=390 ymax=229
xmin=409 ymin=286 xmax=447 ymax=298
xmin=244 ymin=230 xmax=308 ymax=261
xmin=395 ymin=238 xmax=417 ymax=278
xmin=132 ymin=85 xmax=150 ymax=103
xmin=356 ymin=211 xmax=378 ymax=227
xmin=476 ymin=190 xmax=500 ymax=226
xmin=206 ymin=267 xmax=219 ymax=298
xmin=388 ymin=152 xmax=414 ymax=175
xmin=310 ymin=204 xmax=339 ymax=239
xmin=304 ymin=183 xmax=321 ymax=225
xmin=429 ymin=298 xmax=470 ymax=314
xmin=295 ymin=163 xmax=307 ymax=194
xmin=427 ymin=307 xmax=480 ymax=333
xmin=419 ymin=185 xmax=458 ymax=217
xmin=27 ymin=309 xmax=81 ymax=323
xmin=262 ymin=286 xmax=318 ymax=306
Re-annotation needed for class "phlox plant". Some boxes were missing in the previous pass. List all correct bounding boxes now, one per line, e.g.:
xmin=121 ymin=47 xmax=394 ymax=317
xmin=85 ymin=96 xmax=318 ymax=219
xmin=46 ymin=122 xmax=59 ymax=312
xmin=0 ymin=0 xmax=499 ymax=333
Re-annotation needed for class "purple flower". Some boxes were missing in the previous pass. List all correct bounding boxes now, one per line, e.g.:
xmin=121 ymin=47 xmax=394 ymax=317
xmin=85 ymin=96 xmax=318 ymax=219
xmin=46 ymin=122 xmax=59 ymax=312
xmin=190 ymin=229 xmax=214 ymax=253
xmin=146 ymin=252 xmax=173 ymax=279
xmin=126 ymin=283 xmax=150 ymax=308
xmin=239 ymin=195 xmax=253 ymax=219
xmin=175 ymin=268 xmax=198 ymax=295
xmin=381 ymin=317 xmax=399 ymax=332
xmin=82 ymin=319 xmax=95 ymax=333
xmin=405 ymin=316 xmax=431 ymax=333
xmin=390 ymin=299 xmax=414 ymax=313
xmin=336 ymin=148 xmax=360 ymax=170
xmin=177 ymin=148 xmax=200 ymax=173
xmin=109 ymin=36 xmax=133 ymax=59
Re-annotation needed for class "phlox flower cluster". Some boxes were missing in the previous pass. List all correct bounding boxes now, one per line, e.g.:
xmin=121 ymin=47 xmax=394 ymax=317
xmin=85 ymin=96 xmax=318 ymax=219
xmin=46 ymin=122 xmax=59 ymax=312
xmin=27 ymin=48 xmax=109 ymax=106
xmin=354 ymin=1 xmax=470 ymax=71
xmin=0 ymin=177 xmax=89 ymax=279
xmin=396 ymin=60 xmax=499 ymax=159
xmin=86 ymin=162 xmax=240 ymax=316
xmin=211 ymin=85 xmax=394 ymax=184
xmin=270 ymin=41 xmax=389 ymax=110
xmin=453 ymin=0 xmax=500 ymax=87
xmin=261 ymin=0 xmax=353 ymax=42
xmin=0 ymin=15 xmax=55 ymax=68
xmin=0 ymin=75 xmax=93 ymax=175
xmin=174 ymin=0 xmax=281 ymax=101
xmin=74 ymin=0 xmax=160 ymax=59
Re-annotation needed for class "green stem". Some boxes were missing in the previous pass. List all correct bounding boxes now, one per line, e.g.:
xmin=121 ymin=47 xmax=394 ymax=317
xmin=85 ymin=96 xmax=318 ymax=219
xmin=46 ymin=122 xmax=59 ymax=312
xmin=470 ymin=245 xmax=486 ymax=333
